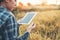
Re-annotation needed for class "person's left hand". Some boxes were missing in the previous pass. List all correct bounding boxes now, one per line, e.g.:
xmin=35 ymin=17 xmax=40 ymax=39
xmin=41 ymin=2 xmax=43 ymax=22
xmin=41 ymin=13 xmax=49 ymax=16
xmin=27 ymin=23 xmax=36 ymax=33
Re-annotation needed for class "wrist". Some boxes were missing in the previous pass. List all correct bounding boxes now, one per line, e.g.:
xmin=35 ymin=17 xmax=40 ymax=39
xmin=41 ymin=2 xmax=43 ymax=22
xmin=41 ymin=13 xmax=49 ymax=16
xmin=27 ymin=29 xmax=31 ymax=33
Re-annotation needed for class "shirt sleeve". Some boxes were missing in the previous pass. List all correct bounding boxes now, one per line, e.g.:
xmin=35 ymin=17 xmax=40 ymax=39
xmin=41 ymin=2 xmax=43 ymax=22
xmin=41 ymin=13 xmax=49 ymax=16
xmin=17 ymin=32 xmax=29 ymax=40
xmin=0 ymin=12 xmax=10 ymax=28
xmin=6 ymin=16 xmax=29 ymax=40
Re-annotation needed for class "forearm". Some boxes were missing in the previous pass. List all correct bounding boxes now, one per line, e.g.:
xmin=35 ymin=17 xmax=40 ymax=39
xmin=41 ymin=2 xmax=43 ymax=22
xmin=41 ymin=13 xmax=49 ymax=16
xmin=16 ymin=32 xmax=30 ymax=40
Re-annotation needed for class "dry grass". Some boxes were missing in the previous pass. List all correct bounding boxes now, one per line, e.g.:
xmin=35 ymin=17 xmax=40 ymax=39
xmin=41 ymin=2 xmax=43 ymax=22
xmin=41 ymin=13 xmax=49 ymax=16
xmin=14 ymin=9 xmax=60 ymax=40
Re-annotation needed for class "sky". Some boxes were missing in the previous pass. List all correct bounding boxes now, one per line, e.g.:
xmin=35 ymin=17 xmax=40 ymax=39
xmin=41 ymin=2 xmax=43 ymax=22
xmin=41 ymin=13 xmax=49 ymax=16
xmin=17 ymin=0 xmax=60 ymax=5
xmin=46 ymin=0 xmax=60 ymax=5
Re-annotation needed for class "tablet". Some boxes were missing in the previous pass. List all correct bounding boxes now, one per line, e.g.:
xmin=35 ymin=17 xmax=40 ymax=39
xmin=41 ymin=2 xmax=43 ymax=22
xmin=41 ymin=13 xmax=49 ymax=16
xmin=17 ymin=12 xmax=37 ymax=25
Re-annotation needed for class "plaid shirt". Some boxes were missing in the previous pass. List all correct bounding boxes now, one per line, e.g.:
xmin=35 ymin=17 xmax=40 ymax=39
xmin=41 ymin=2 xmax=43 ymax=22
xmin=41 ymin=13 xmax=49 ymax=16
xmin=0 ymin=6 xmax=29 ymax=40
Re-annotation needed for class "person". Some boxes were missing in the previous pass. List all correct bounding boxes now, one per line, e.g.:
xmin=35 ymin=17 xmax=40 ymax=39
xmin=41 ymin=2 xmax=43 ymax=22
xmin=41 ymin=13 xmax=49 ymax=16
xmin=0 ymin=0 xmax=36 ymax=40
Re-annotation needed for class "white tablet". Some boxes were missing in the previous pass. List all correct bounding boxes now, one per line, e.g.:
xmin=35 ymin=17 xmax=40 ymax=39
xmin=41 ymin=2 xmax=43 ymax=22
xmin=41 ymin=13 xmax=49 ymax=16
xmin=17 ymin=12 xmax=37 ymax=25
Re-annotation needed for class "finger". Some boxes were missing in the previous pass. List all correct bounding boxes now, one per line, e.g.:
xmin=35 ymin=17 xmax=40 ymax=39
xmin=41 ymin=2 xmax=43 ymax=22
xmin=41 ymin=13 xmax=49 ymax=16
xmin=29 ymin=23 xmax=36 ymax=29
xmin=32 ymin=24 xmax=36 ymax=28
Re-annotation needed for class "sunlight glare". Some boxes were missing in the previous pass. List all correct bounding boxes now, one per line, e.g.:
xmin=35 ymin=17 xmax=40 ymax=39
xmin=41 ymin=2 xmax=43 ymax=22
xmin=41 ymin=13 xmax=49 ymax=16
xmin=17 ymin=0 xmax=60 ymax=5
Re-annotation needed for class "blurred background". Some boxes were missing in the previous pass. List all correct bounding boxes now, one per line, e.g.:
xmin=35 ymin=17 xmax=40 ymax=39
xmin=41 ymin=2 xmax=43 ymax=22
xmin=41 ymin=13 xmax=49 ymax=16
xmin=12 ymin=0 xmax=60 ymax=40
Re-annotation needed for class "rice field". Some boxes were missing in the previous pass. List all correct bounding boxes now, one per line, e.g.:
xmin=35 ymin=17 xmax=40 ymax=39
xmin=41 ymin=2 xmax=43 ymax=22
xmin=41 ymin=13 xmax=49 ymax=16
xmin=13 ymin=9 xmax=60 ymax=40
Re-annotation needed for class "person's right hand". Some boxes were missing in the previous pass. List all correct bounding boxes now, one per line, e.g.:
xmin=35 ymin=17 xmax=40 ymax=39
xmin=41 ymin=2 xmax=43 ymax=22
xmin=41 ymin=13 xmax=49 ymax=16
xmin=27 ymin=23 xmax=36 ymax=33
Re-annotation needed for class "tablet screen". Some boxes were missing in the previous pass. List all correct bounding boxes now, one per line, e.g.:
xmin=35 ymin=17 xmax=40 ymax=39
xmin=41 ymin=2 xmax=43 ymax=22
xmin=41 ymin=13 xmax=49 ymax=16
xmin=17 ymin=12 xmax=37 ymax=25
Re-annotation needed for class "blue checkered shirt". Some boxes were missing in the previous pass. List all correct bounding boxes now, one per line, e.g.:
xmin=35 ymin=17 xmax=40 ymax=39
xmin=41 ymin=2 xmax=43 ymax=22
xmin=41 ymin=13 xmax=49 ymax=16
xmin=0 ymin=6 xmax=29 ymax=40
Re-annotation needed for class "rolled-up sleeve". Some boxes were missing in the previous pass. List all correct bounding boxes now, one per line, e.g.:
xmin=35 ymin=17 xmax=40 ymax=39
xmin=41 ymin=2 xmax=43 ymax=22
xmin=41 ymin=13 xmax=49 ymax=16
xmin=17 ymin=32 xmax=29 ymax=40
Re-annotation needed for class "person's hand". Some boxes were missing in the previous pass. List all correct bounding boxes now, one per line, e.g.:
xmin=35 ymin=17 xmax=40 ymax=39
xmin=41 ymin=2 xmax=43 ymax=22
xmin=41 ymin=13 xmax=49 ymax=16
xmin=27 ymin=23 xmax=36 ymax=33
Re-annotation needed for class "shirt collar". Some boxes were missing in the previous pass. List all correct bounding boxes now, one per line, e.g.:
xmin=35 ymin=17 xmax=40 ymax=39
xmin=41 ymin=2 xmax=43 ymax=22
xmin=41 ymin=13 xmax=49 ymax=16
xmin=0 ymin=5 xmax=15 ymax=17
